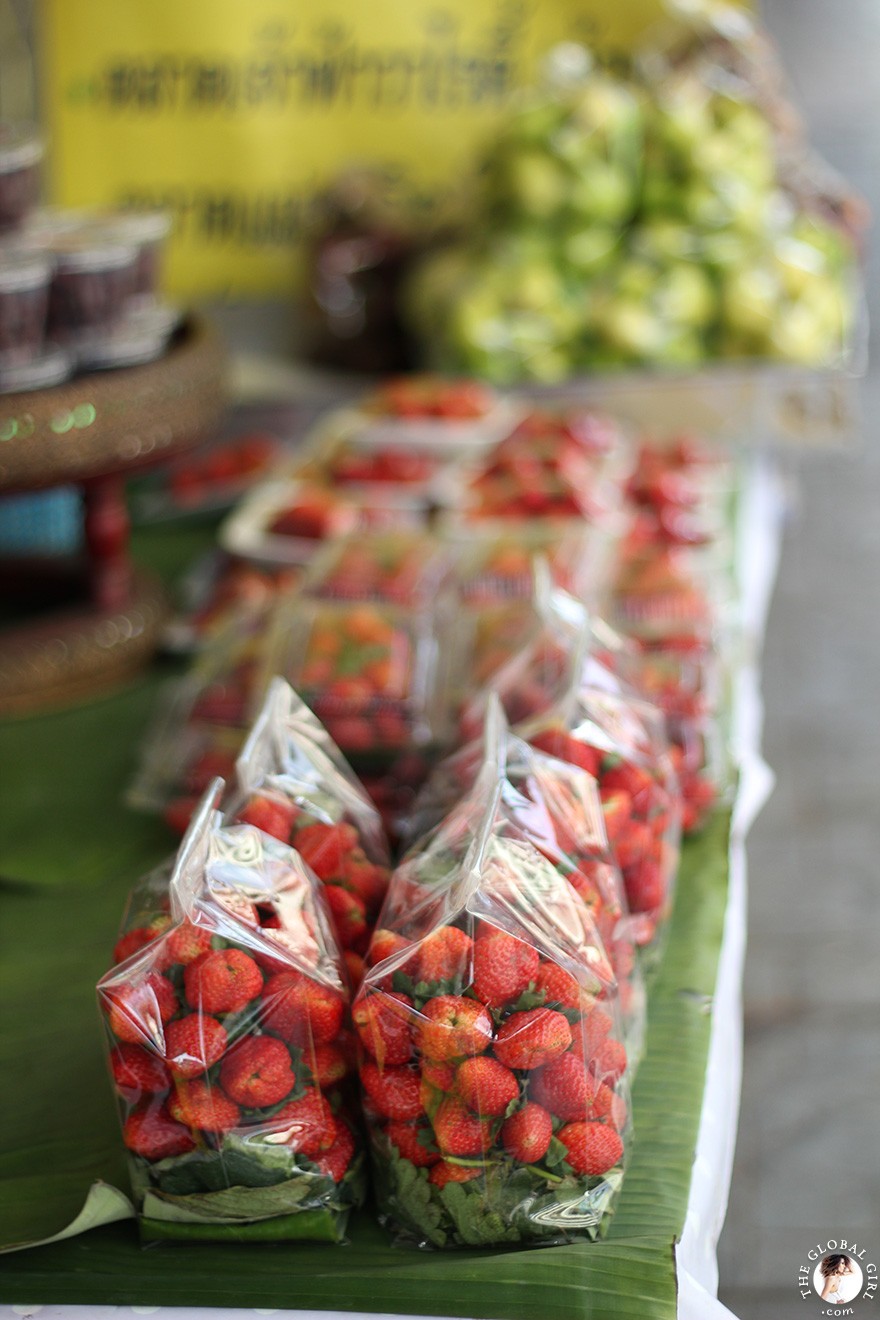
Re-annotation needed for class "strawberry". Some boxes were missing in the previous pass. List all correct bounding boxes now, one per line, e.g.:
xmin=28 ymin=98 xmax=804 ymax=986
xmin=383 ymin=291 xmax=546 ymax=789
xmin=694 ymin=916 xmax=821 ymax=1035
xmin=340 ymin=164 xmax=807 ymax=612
xmin=588 ymin=1037 xmax=628 ymax=1084
xmin=353 ymin=991 xmax=414 ymax=1066
xmin=531 ymin=728 xmax=601 ymax=777
xmin=305 ymin=1039 xmax=351 ymax=1089
xmin=160 ymin=921 xmax=214 ymax=969
xmin=456 ymin=1057 xmax=519 ymax=1117
xmin=557 ymin=1121 xmax=623 ymax=1176
xmin=472 ymin=928 xmax=539 ymax=1008
xmin=122 ymin=1103 xmax=196 ymax=1160
xmin=534 ymin=961 xmax=582 ymax=1010
xmin=624 ymin=860 xmax=666 ymax=914
xmin=343 ymin=949 xmax=365 ymax=989
xmin=341 ymin=858 xmax=389 ymax=913
xmin=360 ymin=1061 xmax=423 ymax=1121
xmin=169 ymin=1079 xmax=240 ymax=1132
xmin=417 ymin=995 xmax=493 ymax=1062
xmin=420 ymin=1059 xmax=456 ymax=1092
xmin=105 ymin=973 xmax=178 ymax=1046
xmin=324 ymin=884 xmax=369 ymax=951
xmin=110 ymin=1044 xmax=171 ymax=1100
xmin=590 ymin=1081 xmax=628 ymax=1132
xmin=296 ymin=822 xmax=360 ymax=881
xmin=616 ymin=821 xmax=653 ymax=872
xmin=220 ymin=1035 xmax=295 ymax=1107
xmin=571 ymin=1006 xmax=613 ymax=1059
xmin=163 ymin=1013 xmax=227 ymax=1078
xmin=237 ymin=794 xmax=299 ymax=843
xmin=417 ymin=926 xmax=473 ymax=984
xmin=501 ymin=1102 xmax=553 ymax=1164
xmin=268 ymin=1089 xmax=336 ymax=1157
xmin=112 ymin=919 xmax=170 ymax=965
xmin=261 ymin=971 xmax=345 ymax=1047
xmin=184 ymin=948 xmax=263 ymax=1015
xmin=493 ymin=1009 xmax=571 ymax=1071
xmin=600 ymin=790 xmax=632 ymax=843
xmin=367 ymin=928 xmax=411 ymax=967
xmin=432 ymin=1098 xmax=493 ymax=1158
xmin=530 ymin=1054 xmax=597 ymax=1121
xmin=313 ymin=1118 xmax=356 ymax=1181
xmin=429 ymin=1161 xmax=482 ymax=1189
xmin=386 ymin=1120 xmax=440 ymax=1166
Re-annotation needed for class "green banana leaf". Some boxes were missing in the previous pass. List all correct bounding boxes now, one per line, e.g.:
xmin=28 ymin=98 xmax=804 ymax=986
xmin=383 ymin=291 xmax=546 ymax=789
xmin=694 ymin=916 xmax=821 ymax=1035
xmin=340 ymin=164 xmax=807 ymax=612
xmin=0 ymin=519 xmax=734 ymax=1318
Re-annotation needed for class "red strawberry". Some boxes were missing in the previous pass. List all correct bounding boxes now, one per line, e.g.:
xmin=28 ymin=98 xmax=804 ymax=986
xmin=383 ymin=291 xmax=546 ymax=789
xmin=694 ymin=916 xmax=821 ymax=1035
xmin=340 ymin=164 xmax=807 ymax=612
xmin=534 ymin=962 xmax=582 ymax=1010
xmin=531 ymin=729 xmax=601 ymax=778
xmin=110 ymin=1044 xmax=172 ymax=1101
xmin=296 ymin=822 xmax=359 ymax=881
xmin=268 ymin=1089 xmax=336 ymax=1156
xmin=590 ymin=1081 xmax=628 ymax=1131
xmin=105 ymin=973 xmax=178 ymax=1046
xmin=615 ymin=821 xmax=653 ymax=871
xmin=353 ymin=990 xmax=414 ymax=1066
xmin=387 ymin=1120 xmax=439 ymax=1167
xmin=624 ymin=860 xmax=667 ymax=914
xmin=237 ymin=793 xmax=298 ymax=842
xmin=261 ymin=971 xmax=345 ymax=1047
xmin=163 ymin=796 xmax=199 ymax=837
xmin=600 ymin=790 xmax=632 ymax=843
xmin=341 ymin=859 xmax=389 ymax=913
xmin=169 ymin=1079 xmax=240 ymax=1132
xmin=432 ymin=1098 xmax=493 ymax=1157
xmin=456 ymin=1057 xmax=519 ymax=1117
xmin=305 ymin=1040 xmax=351 ymax=1089
xmin=160 ymin=921 xmax=214 ymax=969
xmin=313 ymin=1118 xmax=356 ymax=1180
xmin=184 ymin=948 xmax=263 ymax=1015
xmin=417 ymin=996 xmax=493 ymax=1062
xmin=588 ymin=1037 xmax=628 ymax=1084
xmin=429 ymin=1161 xmax=482 ymax=1189
xmin=112 ymin=919 xmax=170 ymax=965
xmin=360 ymin=1062 xmax=423 ymax=1121
xmin=493 ymin=1009 xmax=571 ymax=1071
xmin=571 ymin=1007 xmax=613 ymax=1059
xmin=324 ymin=884 xmax=369 ymax=951
xmin=122 ymin=1103 xmax=196 ymax=1160
xmin=557 ymin=1120 xmax=623 ymax=1175
xmin=501 ymin=1102 xmax=553 ymax=1163
xmin=220 ymin=1035 xmax=295 ymax=1107
xmin=417 ymin=926 xmax=473 ymax=984
xmin=420 ymin=1059 xmax=457 ymax=1092
xmin=367 ymin=928 xmax=412 ymax=967
xmin=162 ymin=1013 xmax=227 ymax=1078
xmin=530 ymin=1054 xmax=597 ymax=1121
xmin=472 ymin=928 xmax=540 ymax=1008
xmin=343 ymin=949 xmax=365 ymax=989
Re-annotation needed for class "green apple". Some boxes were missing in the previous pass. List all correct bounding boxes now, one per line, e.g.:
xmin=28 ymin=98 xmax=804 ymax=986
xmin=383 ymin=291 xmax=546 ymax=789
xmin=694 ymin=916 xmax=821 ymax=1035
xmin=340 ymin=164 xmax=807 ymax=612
xmin=720 ymin=264 xmax=780 ymax=340
xmin=498 ymin=149 xmax=569 ymax=220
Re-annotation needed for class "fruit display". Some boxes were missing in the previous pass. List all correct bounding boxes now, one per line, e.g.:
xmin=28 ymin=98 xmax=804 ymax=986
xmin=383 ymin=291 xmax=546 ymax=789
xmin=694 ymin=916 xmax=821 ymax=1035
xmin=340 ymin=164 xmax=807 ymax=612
xmin=97 ymin=783 xmax=365 ymax=1241
xmin=164 ymin=553 xmax=302 ymax=653
xmin=273 ymin=600 xmax=446 ymax=758
xmin=449 ymin=524 xmax=596 ymax=607
xmin=228 ymin=678 xmax=392 ymax=965
xmin=355 ymin=759 xmax=630 ymax=1247
xmin=303 ymin=532 xmax=453 ymax=608
xmin=362 ymin=375 xmax=498 ymax=422
xmin=403 ymin=31 xmax=860 ymax=381
xmin=132 ymin=432 xmax=280 ymax=521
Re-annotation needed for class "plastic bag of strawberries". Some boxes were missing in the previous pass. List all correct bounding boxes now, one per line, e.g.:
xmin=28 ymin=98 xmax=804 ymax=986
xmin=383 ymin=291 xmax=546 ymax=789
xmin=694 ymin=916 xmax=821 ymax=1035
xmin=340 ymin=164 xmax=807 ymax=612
xmin=405 ymin=696 xmax=644 ymax=1052
xmin=97 ymin=781 xmax=365 ymax=1242
xmin=353 ymin=729 xmax=632 ymax=1249
xmin=227 ymin=677 xmax=392 ymax=984
xmin=460 ymin=597 xmax=683 ymax=956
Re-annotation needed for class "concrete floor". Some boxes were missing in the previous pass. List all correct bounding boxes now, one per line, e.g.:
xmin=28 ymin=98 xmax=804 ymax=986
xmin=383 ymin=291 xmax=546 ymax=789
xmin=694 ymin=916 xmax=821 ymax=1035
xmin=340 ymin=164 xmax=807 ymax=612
xmin=716 ymin=3 xmax=880 ymax=1316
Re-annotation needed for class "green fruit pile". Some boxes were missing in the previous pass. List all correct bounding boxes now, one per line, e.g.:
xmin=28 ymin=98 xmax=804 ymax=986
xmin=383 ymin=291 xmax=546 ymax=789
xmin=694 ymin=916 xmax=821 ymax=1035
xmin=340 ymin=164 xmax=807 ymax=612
xmin=405 ymin=45 xmax=858 ymax=382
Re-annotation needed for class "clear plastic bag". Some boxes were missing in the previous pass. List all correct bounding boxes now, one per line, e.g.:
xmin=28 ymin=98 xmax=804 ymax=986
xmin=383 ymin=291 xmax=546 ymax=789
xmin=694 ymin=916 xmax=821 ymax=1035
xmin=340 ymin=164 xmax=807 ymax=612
xmin=302 ymin=531 xmax=453 ymax=608
xmin=356 ymin=718 xmax=631 ymax=1248
xmin=227 ymin=678 xmax=392 ymax=969
xmin=97 ymin=781 xmax=366 ymax=1242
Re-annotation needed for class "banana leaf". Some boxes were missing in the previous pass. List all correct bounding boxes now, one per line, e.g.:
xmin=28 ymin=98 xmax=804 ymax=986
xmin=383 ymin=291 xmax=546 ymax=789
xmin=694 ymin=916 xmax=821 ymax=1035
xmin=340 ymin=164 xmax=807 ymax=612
xmin=0 ymin=519 xmax=733 ymax=1318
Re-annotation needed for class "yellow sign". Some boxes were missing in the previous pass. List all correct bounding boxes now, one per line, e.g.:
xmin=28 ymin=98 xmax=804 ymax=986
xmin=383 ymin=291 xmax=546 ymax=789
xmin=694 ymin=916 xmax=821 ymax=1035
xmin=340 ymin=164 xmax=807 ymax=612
xmin=38 ymin=0 xmax=743 ymax=299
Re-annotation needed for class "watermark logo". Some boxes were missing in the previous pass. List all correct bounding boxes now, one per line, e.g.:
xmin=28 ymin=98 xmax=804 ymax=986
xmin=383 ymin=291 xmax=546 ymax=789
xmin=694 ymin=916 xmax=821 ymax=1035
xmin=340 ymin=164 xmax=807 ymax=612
xmin=797 ymin=1238 xmax=877 ymax=1314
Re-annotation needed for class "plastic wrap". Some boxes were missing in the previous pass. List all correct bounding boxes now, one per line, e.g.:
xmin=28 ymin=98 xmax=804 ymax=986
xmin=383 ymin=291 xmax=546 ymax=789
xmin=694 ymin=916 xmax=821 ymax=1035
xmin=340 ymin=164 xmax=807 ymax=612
xmin=356 ymin=715 xmax=631 ymax=1248
xmin=266 ymin=598 xmax=448 ymax=759
xmin=97 ymin=781 xmax=366 ymax=1242
xmin=227 ymin=678 xmax=392 ymax=968
xmin=302 ymin=531 xmax=453 ymax=608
